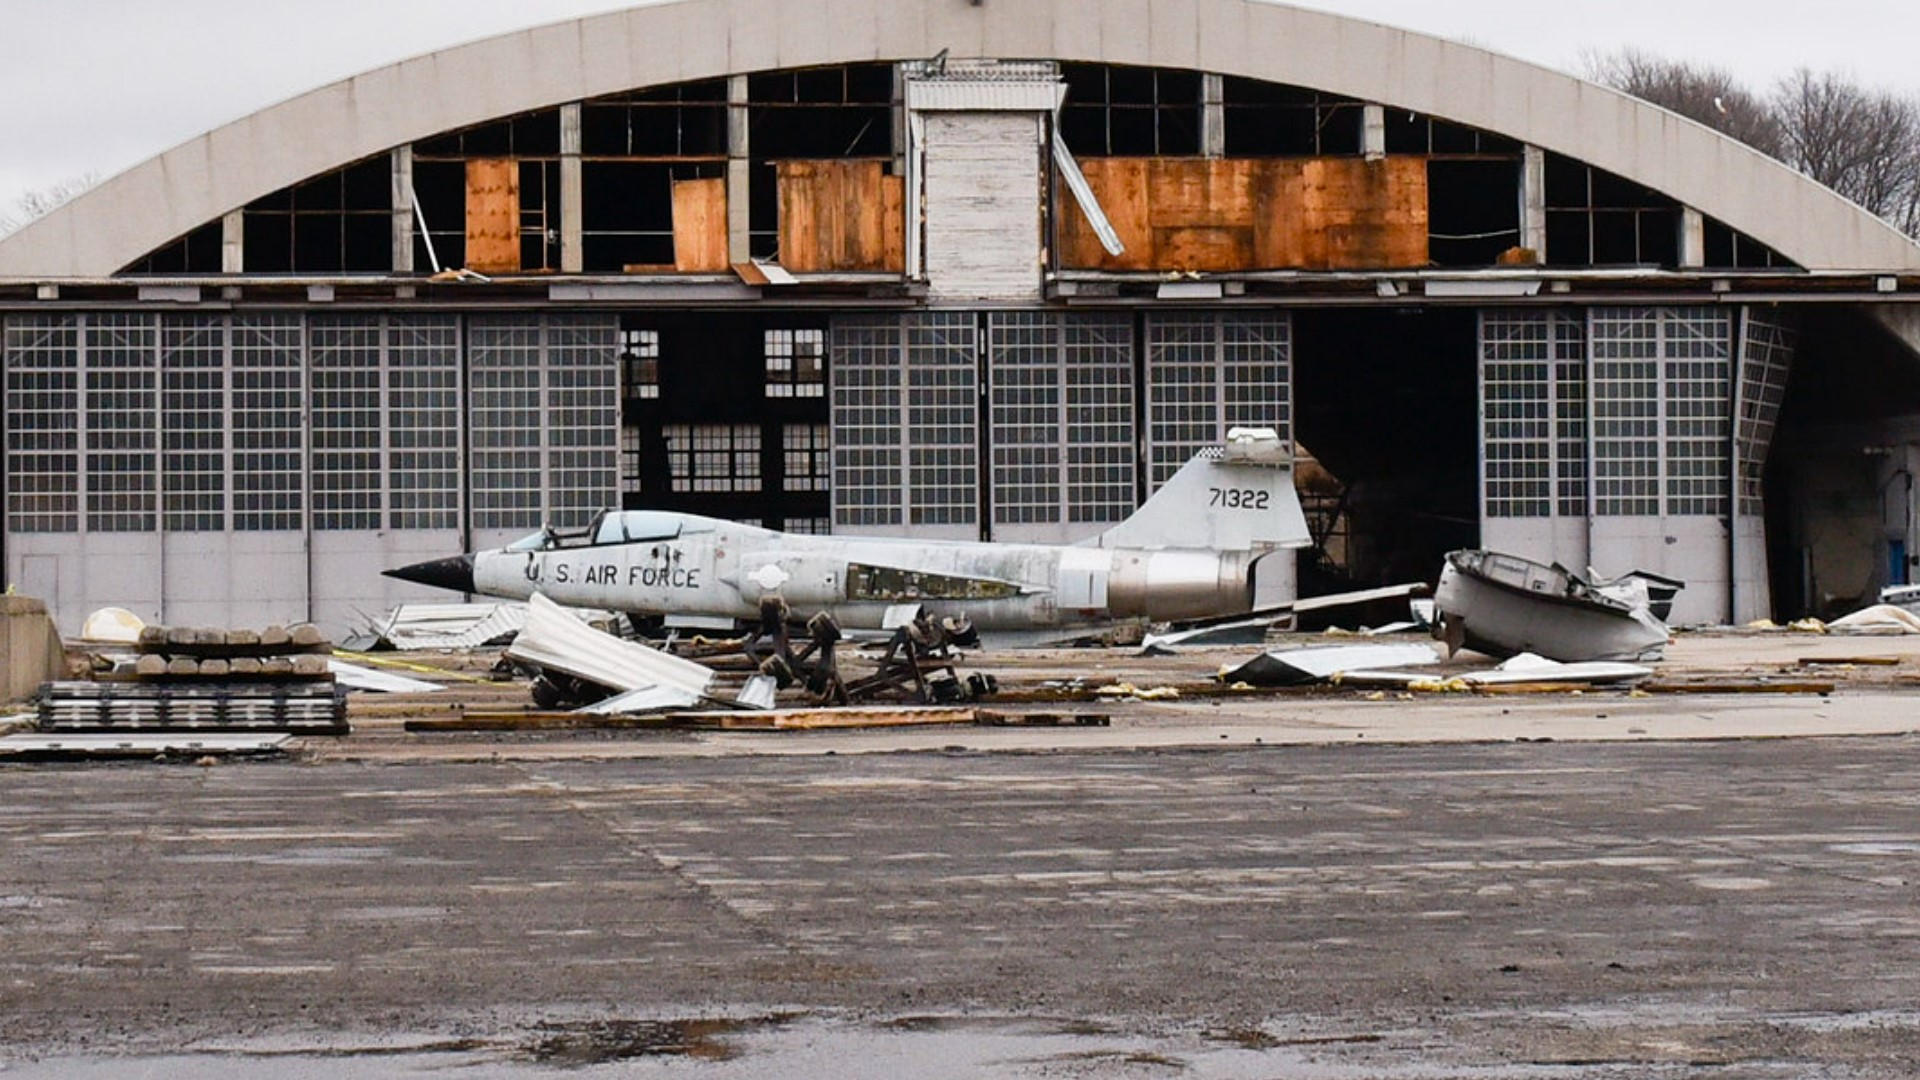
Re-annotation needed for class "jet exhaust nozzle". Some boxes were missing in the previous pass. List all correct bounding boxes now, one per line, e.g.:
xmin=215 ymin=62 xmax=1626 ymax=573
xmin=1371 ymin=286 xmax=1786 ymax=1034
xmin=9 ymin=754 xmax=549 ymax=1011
xmin=384 ymin=554 xmax=477 ymax=595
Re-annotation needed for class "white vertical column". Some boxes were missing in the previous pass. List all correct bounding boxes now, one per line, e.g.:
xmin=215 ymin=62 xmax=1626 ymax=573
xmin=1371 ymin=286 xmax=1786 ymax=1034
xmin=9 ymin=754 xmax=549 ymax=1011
xmin=221 ymin=210 xmax=245 ymax=274
xmin=1202 ymin=74 xmax=1226 ymax=158
xmin=1679 ymin=206 xmax=1706 ymax=269
xmin=560 ymin=103 xmax=584 ymax=274
xmin=728 ymin=75 xmax=752 ymax=264
xmin=1361 ymin=103 xmax=1385 ymax=161
xmin=1520 ymin=145 xmax=1547 ymax=258
xmin=391 ymin=146 xmax=415 ymax=275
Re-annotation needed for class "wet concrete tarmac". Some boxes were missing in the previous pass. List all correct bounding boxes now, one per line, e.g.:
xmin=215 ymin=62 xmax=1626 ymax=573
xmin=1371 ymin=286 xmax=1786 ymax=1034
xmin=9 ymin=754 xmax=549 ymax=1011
xmin=5 ymin=726 xmax=1920 ymax=1076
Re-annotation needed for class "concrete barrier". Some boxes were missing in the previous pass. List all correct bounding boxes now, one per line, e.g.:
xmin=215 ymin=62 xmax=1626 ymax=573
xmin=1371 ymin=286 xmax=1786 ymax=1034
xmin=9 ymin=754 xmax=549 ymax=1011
xmin=1 ymin=595 xmax=66 ymax=703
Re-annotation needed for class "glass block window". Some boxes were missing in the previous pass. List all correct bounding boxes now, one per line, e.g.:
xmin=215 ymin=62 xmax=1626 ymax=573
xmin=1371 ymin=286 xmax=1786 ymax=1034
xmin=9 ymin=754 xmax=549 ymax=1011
xmin=783 ymin=424 xmax=831 ymax=493
xmin=1144 ymin=312 xmax=1291 ymax=488
xmin=1588 ymin=306 xmax=1733 ymax=519
xmin=4 ymin=315 xmax=81 ymax=533
xmin=784 ymin=516 xmax=833 ymax=535
xmin=1480 ymin=315 xmax=1553 ymax=518
xmin=765 ymin=328 xmax=826 ymax=398
xmin=84 ymin=313 xmax=159 ymax=533
xmin=1590 ymin=309 xmax=1662 ymax=517
xmin=309 ymin=317 xmax=384 ymax=530
xmin=472 ymin=322 xmax=545 ymax=530
xmin=160 ymin=315 xmax=227 ymax=532
xmin=906 ymin=313 xmax=978 ymax=528
xmin=987 ymin=312 xmax=1136 ymax=528
xmin=547 ymin=317 xmax=620 ymax=527
xmin=1479 ymin=311 xmax=1587 ymax=519
xmin=622 ymin=328 xmax=660 ymax=400
xmin=231 ymin=315 xmax=305 ymax=531
xmin=664 ymin=424 xmax=761 ymax=492
xmin=988 ymin=313 xmax=1062 ymax=526
xmin=830 ymin=317 xmax=906 ymax=528
xmin=1736 ymin=311 xmax=1797 ymax=518
xmin=1553 ymin=320 xmax=1589 ymax=518
xmin=1663 ymin=310 xmax=1733 ymax=518
xmin=472 ymin=316 xmax=619 ymax=531
xmin=385 ymin=316 xmax=461 ymax=530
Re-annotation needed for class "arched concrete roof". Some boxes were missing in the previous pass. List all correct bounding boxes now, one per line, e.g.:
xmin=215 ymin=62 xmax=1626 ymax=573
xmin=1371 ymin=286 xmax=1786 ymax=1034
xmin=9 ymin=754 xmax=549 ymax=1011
xmin=5 ymin=0 xmax=1918 ymax=276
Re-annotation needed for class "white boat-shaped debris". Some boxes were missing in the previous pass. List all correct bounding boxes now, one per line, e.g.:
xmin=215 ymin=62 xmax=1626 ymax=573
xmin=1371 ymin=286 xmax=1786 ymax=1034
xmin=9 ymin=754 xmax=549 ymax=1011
xmin=1433 ymin=550 xmax=1680 ymax=663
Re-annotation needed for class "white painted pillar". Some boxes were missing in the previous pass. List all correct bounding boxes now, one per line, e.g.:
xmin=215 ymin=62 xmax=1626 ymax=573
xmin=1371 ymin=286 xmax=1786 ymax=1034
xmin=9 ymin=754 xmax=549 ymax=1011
xmin=1520 ymin=145 xmax=1547 ymax=258
xmin=390 ymin=146 xmax=414 ymax=275
xmin=728 ymin=75 xmax=752 ymax=264
xmin=560 ymin=103 xmax=584 ymax=274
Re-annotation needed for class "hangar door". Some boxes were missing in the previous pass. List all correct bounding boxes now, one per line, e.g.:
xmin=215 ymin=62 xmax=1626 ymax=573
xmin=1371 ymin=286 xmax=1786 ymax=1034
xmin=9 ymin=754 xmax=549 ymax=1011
xmin=828 ymin=310 xmax=1293 ymax=546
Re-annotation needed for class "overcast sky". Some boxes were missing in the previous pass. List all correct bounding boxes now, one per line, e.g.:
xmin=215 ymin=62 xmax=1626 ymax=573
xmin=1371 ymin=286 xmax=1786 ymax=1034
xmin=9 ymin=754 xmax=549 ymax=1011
xmin=3 ymin=0 xmax=1918 ymax=218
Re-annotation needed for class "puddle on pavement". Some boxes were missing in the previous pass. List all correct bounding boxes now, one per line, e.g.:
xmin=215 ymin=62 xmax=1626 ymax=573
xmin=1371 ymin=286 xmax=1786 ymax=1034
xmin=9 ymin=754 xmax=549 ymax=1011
xmin=4 ymin=1012 xmax=1822 ymax=1078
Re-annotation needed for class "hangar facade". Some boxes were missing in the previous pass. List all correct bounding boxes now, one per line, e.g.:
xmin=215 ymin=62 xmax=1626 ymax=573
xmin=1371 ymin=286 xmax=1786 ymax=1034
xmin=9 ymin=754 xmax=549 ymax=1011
xmin=6 ymin=0 xmax=1920 ymax=637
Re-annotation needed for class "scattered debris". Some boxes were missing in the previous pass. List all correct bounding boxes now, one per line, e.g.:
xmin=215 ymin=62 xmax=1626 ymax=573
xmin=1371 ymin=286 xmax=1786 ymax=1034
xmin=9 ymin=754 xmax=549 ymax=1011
xmin=745 ymin=598 xmax=996 ymax=707
xmin=507 ymin=592 xmax=718 ymax=710
xmin=1433 ymin=549 xmax=1679 ymax=663
xmin=366 ymin=601 xmax=530 ymax=651
xmin=0 ymin=733 xmax=293 ymax=760
xmin=1879 ymin=583 xmax=1920 ymax=615
xmin=1637 ymin=679 xmax=1835 ymax=695
xmin=1335 ymin=652 xmax=1652 ymax=691
xmin=1217 ymin=643 xmax=1441 ymax=687
xmin=1094 ymin=683 xmax=1181 ymax=700
xmin=328 ymin=659 xmax=445 ymax=693
xmin=1797 ymin=655 xmax=1903 ymax=667
xmin=1827 ymin=605 xmax=1920 ymax=635
xmin=1140 ymin=583 xmax=1429 ymax=651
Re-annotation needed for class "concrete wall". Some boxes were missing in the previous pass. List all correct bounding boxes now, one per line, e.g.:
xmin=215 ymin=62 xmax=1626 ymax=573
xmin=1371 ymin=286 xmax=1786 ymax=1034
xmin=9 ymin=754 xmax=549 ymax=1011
xmin=11 ymin=528 xmax=467 ymax=640
xmin=1484 ymin=515 xmax=1729 ymax=627
xmin=0 ymin=596 xmax=65 ymax=703
xmin=4 ymin=0 xmax=1916 ymax=277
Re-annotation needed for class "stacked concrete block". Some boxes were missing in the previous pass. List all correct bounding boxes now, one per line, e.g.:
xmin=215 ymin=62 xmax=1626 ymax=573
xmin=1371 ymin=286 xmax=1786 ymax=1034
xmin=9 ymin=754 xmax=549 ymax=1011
xmin=38 ymin=624 xmax=347 ymax=736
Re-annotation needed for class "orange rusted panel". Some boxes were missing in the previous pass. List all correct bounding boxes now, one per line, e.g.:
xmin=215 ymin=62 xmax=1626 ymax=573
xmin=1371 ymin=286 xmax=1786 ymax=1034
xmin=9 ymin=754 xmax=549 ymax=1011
xmin=672 ymin=177 xmax=729 ymax=273
xmin=464 ymin=159 xmax=521 ymax=274
xmin=1061 ymin=155 xmax=1429 ymax=272
xmin=1058 ymin=158 xmax=1150 ymax=270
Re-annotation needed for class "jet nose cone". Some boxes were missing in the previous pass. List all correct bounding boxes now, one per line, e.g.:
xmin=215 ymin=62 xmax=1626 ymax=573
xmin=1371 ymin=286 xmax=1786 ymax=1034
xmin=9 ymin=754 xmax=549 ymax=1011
xmin=384 ymin=554 xmax=476 ymax=594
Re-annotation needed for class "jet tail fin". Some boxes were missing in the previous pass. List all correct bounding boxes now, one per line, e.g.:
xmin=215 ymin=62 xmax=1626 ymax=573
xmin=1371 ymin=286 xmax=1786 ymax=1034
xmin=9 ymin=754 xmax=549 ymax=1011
xmin=1093 ymin=428 xmax=1310 ymax=552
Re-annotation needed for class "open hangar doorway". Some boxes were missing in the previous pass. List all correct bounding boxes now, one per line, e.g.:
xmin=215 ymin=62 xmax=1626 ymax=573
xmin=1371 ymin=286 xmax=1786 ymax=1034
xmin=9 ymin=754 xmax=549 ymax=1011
xmin=1767 ymin=305 xmax=1920 ymax=620
xmin=616 ymin=311 xmax=834 ymax=533
xmin=1291 ymin=306 xmax=1482 ymax=610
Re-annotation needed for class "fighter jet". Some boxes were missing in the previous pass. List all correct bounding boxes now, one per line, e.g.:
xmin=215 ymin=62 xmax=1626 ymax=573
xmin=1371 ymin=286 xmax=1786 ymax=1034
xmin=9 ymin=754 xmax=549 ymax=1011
xmin=385 ymin=428 xmax=1311 ymax=633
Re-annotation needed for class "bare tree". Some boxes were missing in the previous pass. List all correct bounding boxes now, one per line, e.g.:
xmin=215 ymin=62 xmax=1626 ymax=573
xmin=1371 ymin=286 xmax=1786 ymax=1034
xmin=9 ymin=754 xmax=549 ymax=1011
xmin=1772 ymin=68 xmax=1920 ymax=236
xmin=1589 ymin=48 xmax=1920 ymax=240
xmin=0 ymin=173 xmax=99 ymax=237
xmin=1584 ymin=48 xmax=1783 ymax=157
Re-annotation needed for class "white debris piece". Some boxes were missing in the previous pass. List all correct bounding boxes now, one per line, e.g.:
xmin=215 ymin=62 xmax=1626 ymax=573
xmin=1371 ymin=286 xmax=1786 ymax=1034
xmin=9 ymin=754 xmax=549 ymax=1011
xmin=329 ymin=659 xmax=443 ymax=693
xmin=1220 ymin=642 xmax=1442 ymax=686
xmin=1827 ymin=604 xmax=1920 ymax=635
xmin=373 ymin=602 xmax=529 ymax=650
xmin=80 ymin=607 xmax=145 ymax=644
xmin=508 ymin=591 xmax=716 ymax=704
xmin=1337 ymin=652 xmax=1652 ymax=688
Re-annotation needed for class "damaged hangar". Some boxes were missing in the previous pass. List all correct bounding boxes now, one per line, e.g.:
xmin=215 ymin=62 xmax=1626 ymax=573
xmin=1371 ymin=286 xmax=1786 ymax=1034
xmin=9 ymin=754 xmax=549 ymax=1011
xmin=4 ymin=0 xmax=1920 ymax=638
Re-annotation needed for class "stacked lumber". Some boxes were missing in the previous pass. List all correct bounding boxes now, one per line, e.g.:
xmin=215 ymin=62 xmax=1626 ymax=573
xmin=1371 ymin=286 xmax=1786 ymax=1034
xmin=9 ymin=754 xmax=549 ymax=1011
xmin=39 ymin=623 xmax=347 ymax=736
